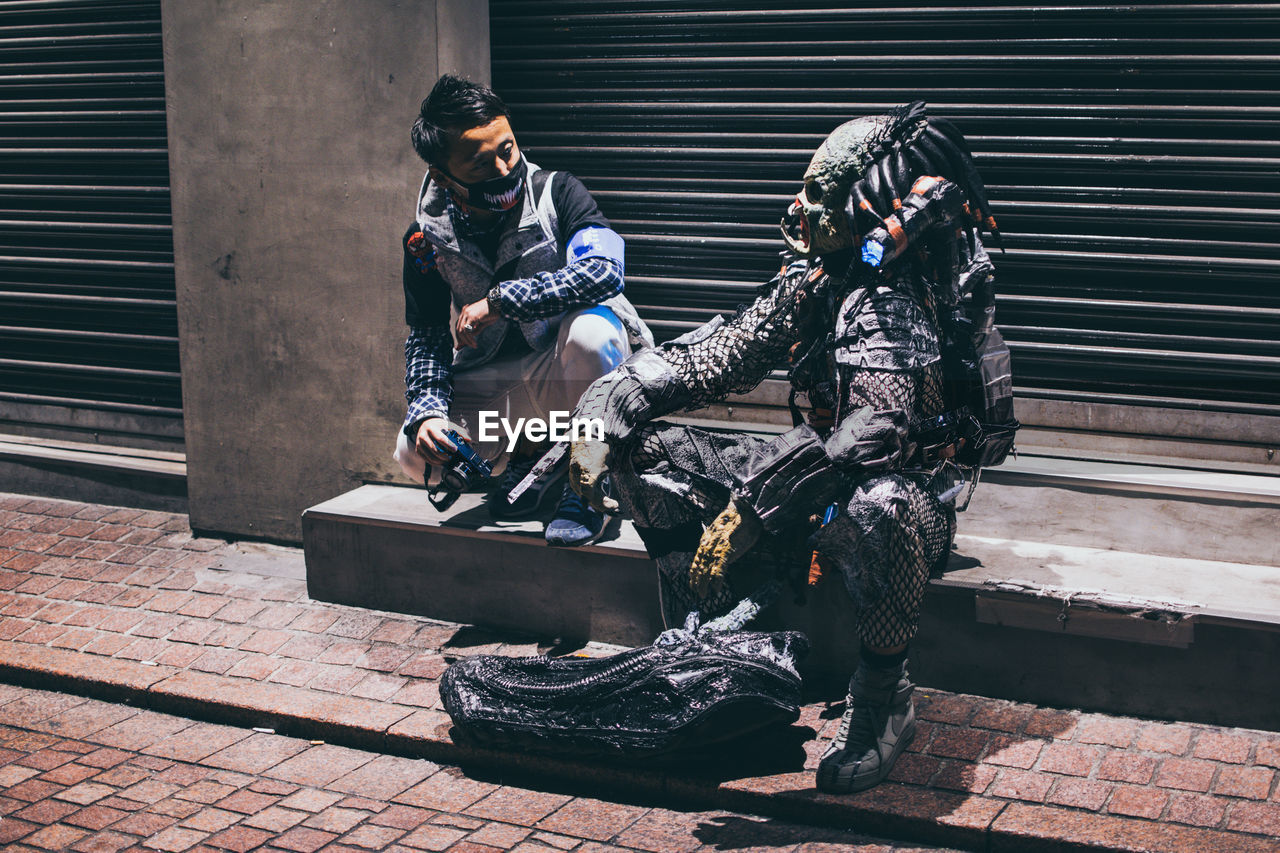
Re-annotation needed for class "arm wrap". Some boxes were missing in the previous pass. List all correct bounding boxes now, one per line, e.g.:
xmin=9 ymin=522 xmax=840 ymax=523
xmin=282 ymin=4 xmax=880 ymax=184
xmin=573 ymin=349 xmax=692 ymax=444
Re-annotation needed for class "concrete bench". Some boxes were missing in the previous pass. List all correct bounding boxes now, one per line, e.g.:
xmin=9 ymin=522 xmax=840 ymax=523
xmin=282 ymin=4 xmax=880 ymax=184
xmin=303 ymin=447 xmax=1280 ymax=729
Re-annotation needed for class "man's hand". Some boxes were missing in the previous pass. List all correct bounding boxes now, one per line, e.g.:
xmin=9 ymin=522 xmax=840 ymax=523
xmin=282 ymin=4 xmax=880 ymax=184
xmin=414 ymin=417 xmax=457 ymax=467
xmin=569 ymin=439 xmax=617 ymax=513
xmin=689 ymin=498 xmax=762 ymax=597
xmin=455 ymin=298 xmax=500 ymax=348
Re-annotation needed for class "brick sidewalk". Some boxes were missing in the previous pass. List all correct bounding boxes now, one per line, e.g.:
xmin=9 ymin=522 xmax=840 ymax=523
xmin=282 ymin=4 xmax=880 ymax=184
xmin=0 ymin=683 xmax=955 ymax=853
xmin=2 ymin=492 xmax=1279 ymax=852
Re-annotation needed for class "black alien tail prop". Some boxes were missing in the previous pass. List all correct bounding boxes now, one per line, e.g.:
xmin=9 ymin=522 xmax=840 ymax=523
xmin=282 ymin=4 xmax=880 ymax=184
xmin=440 ymin=583 xmax=808 ymax=759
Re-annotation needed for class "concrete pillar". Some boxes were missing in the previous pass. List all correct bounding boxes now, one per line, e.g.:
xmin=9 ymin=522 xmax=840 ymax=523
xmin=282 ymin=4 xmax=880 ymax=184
xmin=162 ymin=0 xmax=489 ymax=541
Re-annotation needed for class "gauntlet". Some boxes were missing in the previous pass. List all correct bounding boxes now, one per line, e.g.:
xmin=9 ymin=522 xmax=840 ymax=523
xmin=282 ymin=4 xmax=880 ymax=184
xmin=573 ymin=349 xmax=691 ymax=445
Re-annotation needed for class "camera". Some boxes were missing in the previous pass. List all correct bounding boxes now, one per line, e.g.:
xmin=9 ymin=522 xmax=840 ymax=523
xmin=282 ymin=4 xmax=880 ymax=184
xmin=427 ymin=429 xmax=493 ymax=511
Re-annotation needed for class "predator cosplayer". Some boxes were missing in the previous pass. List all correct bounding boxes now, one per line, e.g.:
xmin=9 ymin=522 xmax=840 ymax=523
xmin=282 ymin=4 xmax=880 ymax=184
xmin=565 ymin=102 xmax=1018 ymax=792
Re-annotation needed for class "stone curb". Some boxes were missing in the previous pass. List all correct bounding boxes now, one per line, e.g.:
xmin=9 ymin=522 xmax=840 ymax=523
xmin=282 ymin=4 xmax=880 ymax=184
xmin=3 ymin=640 xmax=1276 ymax=853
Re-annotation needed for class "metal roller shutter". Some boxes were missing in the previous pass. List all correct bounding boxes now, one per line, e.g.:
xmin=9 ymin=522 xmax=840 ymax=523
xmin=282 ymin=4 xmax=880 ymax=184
xmin=491 ymin=2 xmax=1280 ymax=424
xmin=0 ymin=0 xmax=178 ymax=443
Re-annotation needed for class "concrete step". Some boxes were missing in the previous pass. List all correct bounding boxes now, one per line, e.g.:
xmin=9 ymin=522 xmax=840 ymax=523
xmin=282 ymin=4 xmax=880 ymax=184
xmin=302 ymin=461 xmax=1280 ymax=731
xmin=969 ymin=448 xmax=1280 ymax=567
xmin=0 ymin=432 xmax=187 ymax=513
xmin=303 ymin=486 xmax=661 ymax=648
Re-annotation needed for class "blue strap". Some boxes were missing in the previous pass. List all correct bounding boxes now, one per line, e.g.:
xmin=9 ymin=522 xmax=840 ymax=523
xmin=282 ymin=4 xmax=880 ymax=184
xmin=567 ymin=226 xmax=625 ymax=271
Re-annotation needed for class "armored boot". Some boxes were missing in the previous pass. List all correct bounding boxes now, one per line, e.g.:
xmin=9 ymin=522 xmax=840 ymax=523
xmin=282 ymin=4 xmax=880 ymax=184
xmin=816 ymin=659 xmax=915 ymax=793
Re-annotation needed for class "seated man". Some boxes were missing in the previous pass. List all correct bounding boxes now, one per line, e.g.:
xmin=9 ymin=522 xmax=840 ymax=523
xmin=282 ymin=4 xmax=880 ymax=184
xmin=567 ymin=103 xmax=1015 ymax=791
xmin=393 ymin=74 xmax=652 ymax=545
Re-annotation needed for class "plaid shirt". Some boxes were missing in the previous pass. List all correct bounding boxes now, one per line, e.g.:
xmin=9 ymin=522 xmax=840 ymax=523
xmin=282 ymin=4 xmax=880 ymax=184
xmin=403 ymin=195 xmax=623 ymax=434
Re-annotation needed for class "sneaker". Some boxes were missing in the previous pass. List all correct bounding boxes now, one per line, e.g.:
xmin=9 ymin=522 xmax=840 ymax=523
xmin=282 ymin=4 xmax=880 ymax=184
xmin=545 ymin=482 xmax=607 ymax=547
xmin=489 ymin=454 xmax=564 ymax=520
xmin=816 ymin=659 xmax=916 ymax=794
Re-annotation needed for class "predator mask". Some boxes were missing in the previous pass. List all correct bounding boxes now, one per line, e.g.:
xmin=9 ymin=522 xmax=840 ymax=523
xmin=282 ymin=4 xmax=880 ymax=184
xmin=781 ymin=103 xmax=993 ymax=257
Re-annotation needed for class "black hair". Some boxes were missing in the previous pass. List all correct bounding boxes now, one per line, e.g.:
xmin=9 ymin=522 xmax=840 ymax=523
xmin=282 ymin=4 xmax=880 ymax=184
xmin=410 ymin=74 xmax=511 ymax=165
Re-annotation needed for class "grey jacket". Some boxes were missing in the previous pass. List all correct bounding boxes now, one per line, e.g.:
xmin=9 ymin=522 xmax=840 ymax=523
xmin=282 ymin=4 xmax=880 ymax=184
xmin=413 ymin=161 xmax=653 ymax=371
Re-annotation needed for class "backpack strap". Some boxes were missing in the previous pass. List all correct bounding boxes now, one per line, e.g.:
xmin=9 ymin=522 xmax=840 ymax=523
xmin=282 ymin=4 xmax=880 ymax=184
xmin=531 ymin=168 xmax=560 ymax=243
xmin=531 ymin=167 xmax=552 ymax=198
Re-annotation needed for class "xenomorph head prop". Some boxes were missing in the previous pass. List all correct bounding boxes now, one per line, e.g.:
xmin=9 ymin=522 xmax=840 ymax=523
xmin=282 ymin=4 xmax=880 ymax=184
xmin=781 ymin=102 xmax=996 ymax=257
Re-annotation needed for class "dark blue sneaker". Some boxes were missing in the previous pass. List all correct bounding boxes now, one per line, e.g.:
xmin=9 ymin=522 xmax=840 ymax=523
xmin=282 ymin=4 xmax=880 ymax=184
xmin=490 ymin=454 xmax=563 ymax=520
xmin=545 ymin=482 xmax=607 ymax=546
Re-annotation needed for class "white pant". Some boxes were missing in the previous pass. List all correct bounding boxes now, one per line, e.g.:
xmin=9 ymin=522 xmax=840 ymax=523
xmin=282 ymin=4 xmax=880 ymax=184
xmin=394 ymin=306 xmax=631 ymax=484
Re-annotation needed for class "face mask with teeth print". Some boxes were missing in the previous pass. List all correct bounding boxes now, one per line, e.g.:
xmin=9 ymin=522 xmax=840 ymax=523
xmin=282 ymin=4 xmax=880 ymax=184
xmin=444 ymin=155 xmax=528 ymax=213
